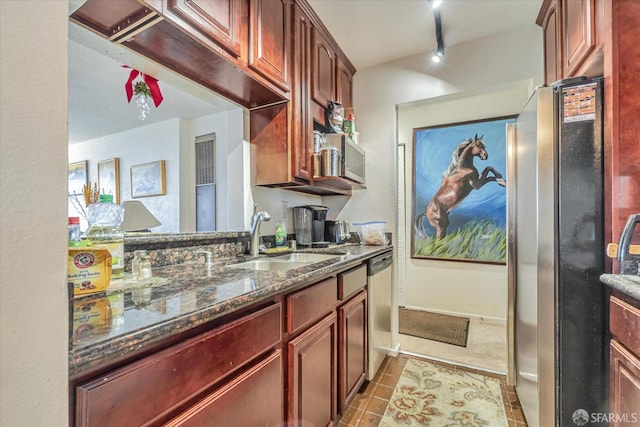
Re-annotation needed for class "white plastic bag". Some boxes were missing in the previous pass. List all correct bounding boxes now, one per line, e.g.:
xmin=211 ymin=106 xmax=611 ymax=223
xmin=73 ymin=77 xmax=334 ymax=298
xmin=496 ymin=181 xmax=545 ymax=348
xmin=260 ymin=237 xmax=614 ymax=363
xmin=353 ymin=221 xmax=388 ymax=246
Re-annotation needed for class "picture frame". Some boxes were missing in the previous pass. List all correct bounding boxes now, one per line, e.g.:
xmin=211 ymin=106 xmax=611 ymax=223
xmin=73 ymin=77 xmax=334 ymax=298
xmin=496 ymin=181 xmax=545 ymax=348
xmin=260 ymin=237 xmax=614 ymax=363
xmin=68 ymin=160 xmax=88 ymax=196
xmin=130 ymin=160 xmax=166 ymax=198
xmin=98 ymin=158 xmax=120 ymax=203
xmin=411 ymin=115 xmax=516 ymax=264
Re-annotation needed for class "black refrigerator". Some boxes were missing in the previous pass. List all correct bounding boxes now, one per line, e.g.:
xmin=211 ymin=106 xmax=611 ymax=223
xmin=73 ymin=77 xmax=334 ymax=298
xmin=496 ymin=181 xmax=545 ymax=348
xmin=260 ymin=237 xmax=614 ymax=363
xmin=507 ymin=77 xmax=606 ymax=427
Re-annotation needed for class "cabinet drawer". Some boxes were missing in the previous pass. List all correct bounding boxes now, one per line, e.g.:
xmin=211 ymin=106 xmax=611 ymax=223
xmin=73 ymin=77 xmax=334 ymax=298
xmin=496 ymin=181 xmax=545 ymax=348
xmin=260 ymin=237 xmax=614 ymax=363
xmin=610 ymin=296 xmax=640 ymax=355
xmin=75 ymin=303 xmax=282 ymax=427
xmin=338 ymin=264 xmax=367 ymax=301
xmin=287 ymin=277 xmax=338 ymax=335
xmin=165 ymin=350 xmax=284 ymax=426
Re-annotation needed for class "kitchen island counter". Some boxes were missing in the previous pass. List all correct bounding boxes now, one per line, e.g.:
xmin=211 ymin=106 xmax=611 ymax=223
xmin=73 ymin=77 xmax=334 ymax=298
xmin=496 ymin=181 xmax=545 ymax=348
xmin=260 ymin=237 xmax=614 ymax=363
xmin=70 ymin=244 xmax=392 ymax=377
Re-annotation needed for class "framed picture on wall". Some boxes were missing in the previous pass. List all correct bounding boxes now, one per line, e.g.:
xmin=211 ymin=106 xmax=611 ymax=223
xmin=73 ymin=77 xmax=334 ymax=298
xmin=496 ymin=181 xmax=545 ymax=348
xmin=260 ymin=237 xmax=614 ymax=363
xmin=68 ymin=160 xmax=87 ymax=196
xmin=130 ymin=160 xmax=166 ymax=198
xmin=411 ymin=115 xmax=515 ymax=264
xmin=98 ymin=158 xmax=120 ymax=203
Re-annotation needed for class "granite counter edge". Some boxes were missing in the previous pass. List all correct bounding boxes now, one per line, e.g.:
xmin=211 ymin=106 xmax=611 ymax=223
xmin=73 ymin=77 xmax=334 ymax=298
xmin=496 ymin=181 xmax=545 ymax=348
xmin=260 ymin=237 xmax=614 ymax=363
xmin=600 ymin=273 xmax=640 ymax=301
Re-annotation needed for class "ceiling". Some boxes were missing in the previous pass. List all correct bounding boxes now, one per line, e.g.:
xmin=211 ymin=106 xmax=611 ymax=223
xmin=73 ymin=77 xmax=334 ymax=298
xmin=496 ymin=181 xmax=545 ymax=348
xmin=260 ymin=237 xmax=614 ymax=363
xmin=68 ymin=0 xmax=542 ymax=144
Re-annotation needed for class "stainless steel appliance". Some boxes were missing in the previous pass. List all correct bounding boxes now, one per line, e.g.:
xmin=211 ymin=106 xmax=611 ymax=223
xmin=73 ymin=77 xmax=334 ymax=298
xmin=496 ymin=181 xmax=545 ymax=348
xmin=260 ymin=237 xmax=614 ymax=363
xmin=323 ymin=133 xmax=365 ymax=184
xmin=293 ymin=205 xmax=329 ymax=247
xmin=366 ymin=250 xmax=393 ymax=380
xmin=507 ymin=77 xmax=605 ymax=427
xmin=325 ymin=220 xmax=350 ymax=244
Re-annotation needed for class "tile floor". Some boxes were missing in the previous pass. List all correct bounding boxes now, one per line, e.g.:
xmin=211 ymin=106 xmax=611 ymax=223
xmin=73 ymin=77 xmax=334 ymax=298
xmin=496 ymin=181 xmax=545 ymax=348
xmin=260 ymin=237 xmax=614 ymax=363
xmin=338 ymin=354 xmax=528 ymax=427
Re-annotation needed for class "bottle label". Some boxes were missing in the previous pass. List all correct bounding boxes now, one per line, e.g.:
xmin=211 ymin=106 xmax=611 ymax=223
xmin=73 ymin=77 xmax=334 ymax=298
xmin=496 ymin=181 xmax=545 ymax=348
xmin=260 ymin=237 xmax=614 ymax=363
xmin=96 ymin=242 xmax=124 ymax=269
xmin=275 ymin=223 xmax=286 ymax=247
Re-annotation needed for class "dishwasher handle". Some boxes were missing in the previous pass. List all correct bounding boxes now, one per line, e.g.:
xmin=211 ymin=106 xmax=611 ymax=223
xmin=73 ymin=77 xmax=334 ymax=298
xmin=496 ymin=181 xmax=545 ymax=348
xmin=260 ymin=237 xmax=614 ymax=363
xmin=368 ymin=251 xmax=393 ymax=276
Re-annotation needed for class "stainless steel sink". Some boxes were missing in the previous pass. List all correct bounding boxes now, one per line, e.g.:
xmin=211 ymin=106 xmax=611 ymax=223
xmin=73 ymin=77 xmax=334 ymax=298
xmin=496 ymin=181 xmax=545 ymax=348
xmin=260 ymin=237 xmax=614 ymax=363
xmin=226 ymin=259 xmax=309 ymax=272
xmin=226 ymin=252 xmax=341 ymax=272
xmin=271 ymin=253 xmax=339 ymax=263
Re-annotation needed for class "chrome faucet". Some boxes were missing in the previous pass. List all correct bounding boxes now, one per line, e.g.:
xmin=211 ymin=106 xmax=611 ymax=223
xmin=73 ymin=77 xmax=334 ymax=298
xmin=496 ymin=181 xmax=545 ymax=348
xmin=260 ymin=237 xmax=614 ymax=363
xmin=249 ymin=205 xmax=271 ymax=257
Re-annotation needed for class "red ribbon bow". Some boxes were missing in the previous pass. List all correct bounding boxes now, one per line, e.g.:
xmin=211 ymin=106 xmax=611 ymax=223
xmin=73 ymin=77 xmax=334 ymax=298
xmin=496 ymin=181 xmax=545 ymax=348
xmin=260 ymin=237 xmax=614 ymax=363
xmin=123 ymin=67 xmax=164 ymax=108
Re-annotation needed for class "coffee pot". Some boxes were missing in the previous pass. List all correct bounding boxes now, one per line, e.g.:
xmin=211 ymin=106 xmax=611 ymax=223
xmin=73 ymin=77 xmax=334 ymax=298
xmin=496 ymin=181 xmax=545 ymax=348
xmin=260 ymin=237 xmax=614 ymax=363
xmin=293 ymin=205 xmax=329 ymax=247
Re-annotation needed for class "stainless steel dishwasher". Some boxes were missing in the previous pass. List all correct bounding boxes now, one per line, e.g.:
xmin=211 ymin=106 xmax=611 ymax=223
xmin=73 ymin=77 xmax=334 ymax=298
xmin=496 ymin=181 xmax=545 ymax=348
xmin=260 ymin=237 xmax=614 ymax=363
xmin=366 ymin=250 xmax=393 ymax=380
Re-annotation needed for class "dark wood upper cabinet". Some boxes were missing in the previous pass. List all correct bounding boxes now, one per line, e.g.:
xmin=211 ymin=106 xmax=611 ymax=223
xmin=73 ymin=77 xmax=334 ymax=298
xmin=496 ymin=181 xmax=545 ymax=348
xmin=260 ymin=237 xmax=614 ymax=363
xmin=311 ymin=28 xmax=336 ymax=108
xmin=291 ymin=2 xmax=313 ymax=181
xmin=337 ymin=56 xmax=354 ymax=109
xmin=537 ymin=0 xmax=561 ymax=85
xmin=166 ymin=0 xmax=244 ymax=59
xmin=249 ymin=0 xmax=290 ymax=91
xmin=562 ymin=0 xmax=598 ymax=77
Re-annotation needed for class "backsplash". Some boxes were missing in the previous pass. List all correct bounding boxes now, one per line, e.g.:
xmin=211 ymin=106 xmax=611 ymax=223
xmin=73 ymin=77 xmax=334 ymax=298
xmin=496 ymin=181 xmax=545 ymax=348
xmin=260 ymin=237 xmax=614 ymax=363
xmin=124 ymin=232 xmax=250 ymax=270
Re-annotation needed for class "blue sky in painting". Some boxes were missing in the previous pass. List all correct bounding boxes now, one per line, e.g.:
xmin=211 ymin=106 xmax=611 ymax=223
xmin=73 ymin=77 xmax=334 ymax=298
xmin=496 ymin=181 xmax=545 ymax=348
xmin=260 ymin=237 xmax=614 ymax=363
xmin=414 ymin=117 xmax=514 ymax=235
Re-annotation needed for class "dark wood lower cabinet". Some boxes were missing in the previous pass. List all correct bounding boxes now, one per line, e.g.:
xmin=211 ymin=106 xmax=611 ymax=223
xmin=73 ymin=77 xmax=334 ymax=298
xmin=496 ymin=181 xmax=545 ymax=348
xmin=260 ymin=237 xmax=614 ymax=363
xmin=338 ymin=289 xmax=367 ymax=414
xmin=609 ymin=294 xmax=640 ymax=425
xmin=288 ymin=311 xmax=338 ymax=427
xmin=165 ymin=350 xmax=284 ymax=426
xmin=610 ymin=340 xmax=640 ymax=426
xmin=72 ymin=263 xmax=372 ymax=426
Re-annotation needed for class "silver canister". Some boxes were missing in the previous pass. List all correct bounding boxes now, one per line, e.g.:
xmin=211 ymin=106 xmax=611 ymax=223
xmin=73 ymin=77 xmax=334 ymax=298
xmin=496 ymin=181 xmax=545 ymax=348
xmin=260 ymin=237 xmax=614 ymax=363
xmin=313 ymin=130 xmax=324 ymax=153
xmin=320 ymin=146 xmax=341 ymax=176
xmin=312 ymin=153 xmax=322 ymax=178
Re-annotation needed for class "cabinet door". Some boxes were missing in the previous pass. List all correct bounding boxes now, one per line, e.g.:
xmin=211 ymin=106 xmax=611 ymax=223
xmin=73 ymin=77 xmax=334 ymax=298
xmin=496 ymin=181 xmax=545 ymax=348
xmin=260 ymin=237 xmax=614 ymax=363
xmin=562 ymin=0 xmax=597 ymax=76
xmin=288 ymin=312 xmax=337 ymax=427
xmin=539 ymin=0 xmax=561 ymax=84
xmin=291 ymin=3 xmax=313 ymax=181
xmin=610 ymin=340 xmax=640 ymax=426
xmin=311 ymin=28 xmax=336 ymax=108
xmin=338 ymin=289 xmax=367 ymax=413
xmin=336 ymin=57 xmax=353 ymax=109
xmin=165 ymin=351 xmax=284 ymax=426
xmin=166 ymin=0 xmax=244 ymax=58
xmin=249 ymin=0 xmax=290 ymax=91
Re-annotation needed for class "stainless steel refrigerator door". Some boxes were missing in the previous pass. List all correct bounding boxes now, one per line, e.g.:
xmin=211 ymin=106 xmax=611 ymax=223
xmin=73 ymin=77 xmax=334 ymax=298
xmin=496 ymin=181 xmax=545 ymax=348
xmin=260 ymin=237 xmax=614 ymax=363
xmin=507 ymin=86 xmax=555 ymax=427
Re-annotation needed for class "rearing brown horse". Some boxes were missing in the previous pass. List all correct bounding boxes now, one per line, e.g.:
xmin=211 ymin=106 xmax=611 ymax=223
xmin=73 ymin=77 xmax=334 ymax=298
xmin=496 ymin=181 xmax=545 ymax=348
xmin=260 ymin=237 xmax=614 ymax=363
xmin=422 ymin=134 xmax=505 ymax=239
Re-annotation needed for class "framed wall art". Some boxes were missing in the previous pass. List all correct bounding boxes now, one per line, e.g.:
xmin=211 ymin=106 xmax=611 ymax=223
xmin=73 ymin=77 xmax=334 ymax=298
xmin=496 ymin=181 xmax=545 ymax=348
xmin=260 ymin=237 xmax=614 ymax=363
xmin=411 ymin=115 xmax=515 ymax=264
xmin=130 ymin=160 xmax=166 ymax=198
xmin=98 ymin=158 xmax=120 ymax=203
xmin=68 ymin=160 xmax=87 ymax=196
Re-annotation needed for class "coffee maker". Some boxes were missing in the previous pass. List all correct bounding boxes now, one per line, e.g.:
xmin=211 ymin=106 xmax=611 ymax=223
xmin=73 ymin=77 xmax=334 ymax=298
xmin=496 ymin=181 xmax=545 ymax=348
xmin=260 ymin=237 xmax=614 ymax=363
xmin=293 ymin=205 xmax=329 ymax=247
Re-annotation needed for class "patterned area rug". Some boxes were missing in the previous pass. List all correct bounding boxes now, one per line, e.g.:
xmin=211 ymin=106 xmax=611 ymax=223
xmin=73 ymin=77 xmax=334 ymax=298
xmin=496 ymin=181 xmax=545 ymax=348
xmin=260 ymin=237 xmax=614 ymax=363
xmin=380 ymin=358 xmax=508 ymax=426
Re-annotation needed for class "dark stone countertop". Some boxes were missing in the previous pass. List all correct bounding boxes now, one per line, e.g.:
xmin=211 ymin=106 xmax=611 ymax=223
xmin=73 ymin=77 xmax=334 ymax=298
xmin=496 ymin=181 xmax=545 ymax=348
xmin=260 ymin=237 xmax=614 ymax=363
xmin=600 ymin=273 xmax=640 ymax=301
xmin=69 ymin=244 xmax=392 ymax=377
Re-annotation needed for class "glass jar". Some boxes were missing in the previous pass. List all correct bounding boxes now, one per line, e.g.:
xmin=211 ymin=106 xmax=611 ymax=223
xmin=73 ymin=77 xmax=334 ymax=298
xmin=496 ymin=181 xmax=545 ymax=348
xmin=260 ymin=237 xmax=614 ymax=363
xmin=131 ymin=250 xmax=148 ymax=278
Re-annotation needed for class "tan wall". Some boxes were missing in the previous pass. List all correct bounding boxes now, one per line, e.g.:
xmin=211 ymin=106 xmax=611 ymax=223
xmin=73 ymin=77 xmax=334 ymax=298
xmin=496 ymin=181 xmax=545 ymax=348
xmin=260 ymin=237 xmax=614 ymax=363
xmin=0 ymin=1 xmax=69 ymax=425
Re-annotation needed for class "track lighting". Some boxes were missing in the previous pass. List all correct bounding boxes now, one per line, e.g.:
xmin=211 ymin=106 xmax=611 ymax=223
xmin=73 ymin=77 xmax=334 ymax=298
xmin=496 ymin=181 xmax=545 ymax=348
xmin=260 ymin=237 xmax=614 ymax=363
xmin=430 ymin=6 xmax=445 ymax=63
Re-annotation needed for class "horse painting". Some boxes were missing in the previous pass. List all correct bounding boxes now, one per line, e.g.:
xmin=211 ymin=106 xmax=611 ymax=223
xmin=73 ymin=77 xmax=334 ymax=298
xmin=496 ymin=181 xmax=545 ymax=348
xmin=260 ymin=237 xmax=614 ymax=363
xmin=421 ymin=134 xmax=505 ymax=239
xmin=412 ymin=116 xmax=513 ymax=263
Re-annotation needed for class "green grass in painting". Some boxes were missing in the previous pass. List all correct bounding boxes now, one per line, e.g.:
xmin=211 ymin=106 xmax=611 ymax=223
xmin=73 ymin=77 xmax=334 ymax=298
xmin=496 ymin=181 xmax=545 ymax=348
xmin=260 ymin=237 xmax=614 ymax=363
xmin=414 ymin=218 xmax=506 ymax=262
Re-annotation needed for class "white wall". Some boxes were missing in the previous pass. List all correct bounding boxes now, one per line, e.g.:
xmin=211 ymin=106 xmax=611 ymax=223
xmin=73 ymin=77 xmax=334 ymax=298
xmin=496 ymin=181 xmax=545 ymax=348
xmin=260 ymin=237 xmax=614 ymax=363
xmin=344 ymin=27 xmax=544 ymax=319
xmin=70 ymin=109 xmax=249 ymax=233
xmin=70 ymin=118 xmax=181 ymax=232
xmin=0 ymin=1 xmax=69 ymax=425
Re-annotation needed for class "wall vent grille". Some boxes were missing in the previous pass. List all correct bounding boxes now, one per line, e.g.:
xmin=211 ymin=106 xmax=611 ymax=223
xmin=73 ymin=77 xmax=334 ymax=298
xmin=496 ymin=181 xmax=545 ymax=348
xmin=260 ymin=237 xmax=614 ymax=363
xmin=195 ymin=133 xmax=215 ymax=185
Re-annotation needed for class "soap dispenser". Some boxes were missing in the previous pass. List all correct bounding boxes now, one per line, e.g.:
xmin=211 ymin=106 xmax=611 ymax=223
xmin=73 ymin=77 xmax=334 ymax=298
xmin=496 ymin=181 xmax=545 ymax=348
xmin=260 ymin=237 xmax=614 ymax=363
xmin=275 ymin=201 xmax=288 ymax=247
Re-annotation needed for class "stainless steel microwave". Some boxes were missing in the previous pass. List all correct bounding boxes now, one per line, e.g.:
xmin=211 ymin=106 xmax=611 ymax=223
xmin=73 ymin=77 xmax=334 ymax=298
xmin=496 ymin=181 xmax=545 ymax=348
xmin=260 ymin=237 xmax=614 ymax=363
xmin=323 ymin=133 xmax=365 ymax=184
